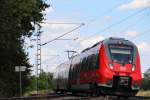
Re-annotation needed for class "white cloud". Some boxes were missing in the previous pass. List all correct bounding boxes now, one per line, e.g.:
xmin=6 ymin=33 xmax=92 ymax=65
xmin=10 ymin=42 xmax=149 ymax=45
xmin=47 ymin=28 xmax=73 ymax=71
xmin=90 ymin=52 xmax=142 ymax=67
xmin=119 ymin=0 xmax=150 ymax=11
xmin=79 ymin=35 xmax=104 ymax=50
xmin=105 ymin=16 xmax=113 ymax=22
xmin=137 ymin=42 xmax=150 ymax=73
xmin=138 ymin=42 xmax=150 ymax=53
xmin=124 ymin=30 xmax=140 ymax=37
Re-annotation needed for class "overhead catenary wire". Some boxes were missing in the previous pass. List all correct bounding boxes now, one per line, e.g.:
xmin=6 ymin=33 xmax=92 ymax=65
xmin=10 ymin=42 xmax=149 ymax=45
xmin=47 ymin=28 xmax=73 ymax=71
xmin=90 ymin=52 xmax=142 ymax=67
xmin=85 ymin=0 xmax=127 ymax=25
xmin=114 ymin=12 xmax=149 ymax=36
xmin=41 ymin=23 xmax=85 ymax=46
xmin=79 ymin=8 xmax=147 ymax=42
xmin=42 ymin=1 xmax=149 ymax=68
xmin=40 ymin=50 xmax=72 ymax=66
xmin=78 ymin=1 xmax=127 ymax=39
xmin=41 ymin=22 xmax=83 ymax=25
xmin=131 ymin=28 xmax=150 ymax=40
xmin=40 ymin=51 xmax=65 ymax=66
xmin=40 ymin=1 xmax=127 ymax=48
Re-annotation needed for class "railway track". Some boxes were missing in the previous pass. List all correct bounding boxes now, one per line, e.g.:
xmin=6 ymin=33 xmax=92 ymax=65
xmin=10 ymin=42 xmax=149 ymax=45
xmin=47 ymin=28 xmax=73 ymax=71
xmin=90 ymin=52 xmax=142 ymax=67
xmin=128 ymin=96 xmax=150 ymax=100
xmin=0 ymin=93 xmax=90 ymax=100
xmin=106 ymin=96 xmax=150 ymax=100
xmin=0 ymin=93 xmax=150 ymax=100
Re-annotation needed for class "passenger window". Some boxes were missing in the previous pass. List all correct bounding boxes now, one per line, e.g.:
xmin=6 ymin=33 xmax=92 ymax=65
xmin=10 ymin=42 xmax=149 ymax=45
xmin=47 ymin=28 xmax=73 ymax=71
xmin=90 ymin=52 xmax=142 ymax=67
xmin=85 ymin=57 xmax=89 ymax=71
xmin=73 ymin=66 xmax=76 ymax=79
xmin=95 ymin=54 xmax=99 ymax=69
xmin=72 ymin=66 xmax=74 ymax=79
xmin=75 ymin=64 xmax=77 ymax=79
xmin=85 ymin=58 xmax=88 ymax=71
xmin=90 ymin=55 xmax=94 ymax=70
xmin=88 ymin=54 xmax=99 ymax=70
xmin=87 ymin=56 xmax=91 ymax=70
xmin=70 ymin=65 xmax=74 ymax=80
xmin=76 ymin=64 xmax=79 ymax=74
xmin=81 ymin=59 xmax=84 ymax=72
xmin=82 ymin=58 xmax=86 ymax=71
xmin=92 ymin=54 xmax=96 ymax=69
xmin=78 ymin=63 xmax=81 ymax=73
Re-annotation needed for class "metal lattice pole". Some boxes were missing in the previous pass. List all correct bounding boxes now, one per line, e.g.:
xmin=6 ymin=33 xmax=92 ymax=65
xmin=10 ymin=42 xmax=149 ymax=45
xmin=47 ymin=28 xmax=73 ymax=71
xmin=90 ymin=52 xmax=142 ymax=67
xmin=36 ymin=26 xmax=42 ymax=95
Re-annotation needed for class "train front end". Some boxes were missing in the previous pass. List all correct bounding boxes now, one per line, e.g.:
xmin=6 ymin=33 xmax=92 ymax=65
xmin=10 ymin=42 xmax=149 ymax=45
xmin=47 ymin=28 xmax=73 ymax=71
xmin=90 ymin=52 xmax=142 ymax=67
xmin=97 ymin=37 xmax=142 ymax=96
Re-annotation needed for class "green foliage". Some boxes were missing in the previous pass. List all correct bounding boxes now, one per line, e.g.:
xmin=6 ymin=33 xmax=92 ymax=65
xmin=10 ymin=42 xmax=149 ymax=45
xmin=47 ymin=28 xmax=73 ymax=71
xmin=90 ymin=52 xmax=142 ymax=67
xmin=38 ymin=71 xmax=53 ymax=90
xmin=141 ymin=69 xmax=150 ymax=90
xmin=142 ymin=78 xmax=150 ymax=90
xmin=26 ymin=71 xmax=53 ymax=92
xmin=0 ymin=0 xmax=49 ymax=97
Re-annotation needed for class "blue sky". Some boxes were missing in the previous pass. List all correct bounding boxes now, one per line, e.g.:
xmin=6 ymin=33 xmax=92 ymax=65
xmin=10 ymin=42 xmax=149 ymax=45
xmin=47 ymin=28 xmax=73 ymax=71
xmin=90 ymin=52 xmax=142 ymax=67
xmin=26 ymin=0 xmax=150 ymax=74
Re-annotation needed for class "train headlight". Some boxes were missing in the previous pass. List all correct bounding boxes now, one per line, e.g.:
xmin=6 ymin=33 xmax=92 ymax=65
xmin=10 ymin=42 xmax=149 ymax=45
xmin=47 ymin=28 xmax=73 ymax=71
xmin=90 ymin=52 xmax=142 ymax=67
xmin=109 ymin=63 xmax=113 ymax=70
xmin=132 ymin=64 xmax=136 ymax=71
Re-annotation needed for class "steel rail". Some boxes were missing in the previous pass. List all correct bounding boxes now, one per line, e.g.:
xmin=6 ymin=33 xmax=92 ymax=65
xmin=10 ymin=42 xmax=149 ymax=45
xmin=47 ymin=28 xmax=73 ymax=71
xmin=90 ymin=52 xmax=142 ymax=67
xmin=0 ymin=94 xmax=150 ymax=100
xmin=0 ymin=94 xmax=90 ymax=100
xmin=0 ymin=94 xmax=67 ymax=100
xmin=129 ymin=96 xmax=150 ymax=99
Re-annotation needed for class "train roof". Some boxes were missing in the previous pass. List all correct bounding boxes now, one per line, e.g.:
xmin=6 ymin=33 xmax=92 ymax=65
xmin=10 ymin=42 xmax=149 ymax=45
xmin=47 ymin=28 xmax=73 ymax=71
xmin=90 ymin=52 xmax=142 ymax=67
xmin=103 ymin=37 xmax=135 ymax=46
xmin=55 ymin=37 xmax=136 ymax=70
xmin=81 ymin=37 xmax=135 ymax=53
xmin=81 ymin=41 xmax=102 ymax=53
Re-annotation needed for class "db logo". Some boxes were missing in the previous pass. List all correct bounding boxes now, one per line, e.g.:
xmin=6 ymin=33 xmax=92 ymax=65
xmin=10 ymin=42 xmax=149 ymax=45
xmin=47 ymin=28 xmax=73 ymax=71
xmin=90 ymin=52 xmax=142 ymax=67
xmin=120 ymin=67 xmax=126 ymax=71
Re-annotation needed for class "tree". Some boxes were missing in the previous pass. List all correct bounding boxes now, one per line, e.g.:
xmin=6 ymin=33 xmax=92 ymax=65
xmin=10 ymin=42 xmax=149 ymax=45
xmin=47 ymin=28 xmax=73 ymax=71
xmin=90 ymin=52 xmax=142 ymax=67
xmin=0 ymin=0 xmax=49 ymax=97
xmin=26 ymin=71 xmax=53 ymax=93
xmin=141 ymin=68 xmax=150 ymax=90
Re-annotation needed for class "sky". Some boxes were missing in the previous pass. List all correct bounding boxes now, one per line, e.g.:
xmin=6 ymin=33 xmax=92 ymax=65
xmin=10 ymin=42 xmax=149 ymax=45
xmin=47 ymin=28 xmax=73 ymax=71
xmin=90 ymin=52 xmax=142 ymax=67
xmin=26 ymin=0 xmax=150 ymax=74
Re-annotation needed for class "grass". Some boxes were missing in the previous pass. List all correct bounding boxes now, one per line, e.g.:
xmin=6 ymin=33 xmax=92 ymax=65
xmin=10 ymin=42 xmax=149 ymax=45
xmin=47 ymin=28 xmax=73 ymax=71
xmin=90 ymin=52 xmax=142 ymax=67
xmin=24 ymin=89 xmax=53 ymax=97
xmin=137 ymin=90 xmax=150 ymax=97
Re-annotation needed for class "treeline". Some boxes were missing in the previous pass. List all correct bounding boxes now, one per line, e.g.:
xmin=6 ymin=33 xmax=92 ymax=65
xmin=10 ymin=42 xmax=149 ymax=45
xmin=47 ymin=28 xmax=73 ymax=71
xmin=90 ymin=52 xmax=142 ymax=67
xmin=0 ymin=0 xmax=48 ymax=97
xmin=26 ymin=71 xmax=53 ymax=93
xmin=141 ymin=69 xmax=150 ymax=90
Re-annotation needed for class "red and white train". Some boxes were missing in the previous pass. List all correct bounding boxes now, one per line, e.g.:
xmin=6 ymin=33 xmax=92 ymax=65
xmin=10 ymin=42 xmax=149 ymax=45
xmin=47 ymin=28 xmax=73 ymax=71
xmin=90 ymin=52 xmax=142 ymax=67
xmin=52 ymin=37 xmax=142 ymax=96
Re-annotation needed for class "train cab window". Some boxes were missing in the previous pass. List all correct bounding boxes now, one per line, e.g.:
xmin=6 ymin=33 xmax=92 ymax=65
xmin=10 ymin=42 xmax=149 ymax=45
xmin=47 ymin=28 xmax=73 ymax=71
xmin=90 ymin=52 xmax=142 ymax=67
xmin=109 ymin=45 xmax=133 ymax=64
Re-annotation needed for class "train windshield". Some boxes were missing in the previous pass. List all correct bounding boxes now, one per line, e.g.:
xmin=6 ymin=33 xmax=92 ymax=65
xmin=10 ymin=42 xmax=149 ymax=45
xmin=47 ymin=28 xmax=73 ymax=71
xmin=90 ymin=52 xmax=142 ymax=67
xmin=109 ymin=45 xmax=133 ymax=64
